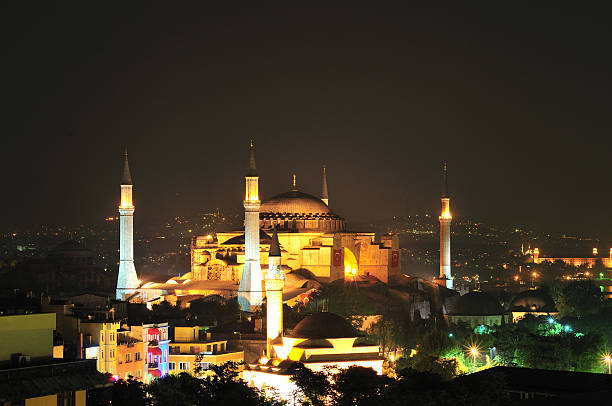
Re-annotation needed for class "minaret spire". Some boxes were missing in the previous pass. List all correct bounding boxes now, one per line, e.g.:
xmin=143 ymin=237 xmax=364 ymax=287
xmin=321 ymin=165 xmax=329 ymax=206
xmin=116 ymin=150 xmax=139 ymax=300
xmin=435 ymin=161 xmax=453 ymax=290
xmin=291 ymin=174 xmax=297 ymax=191
xmin=238 ymin=140 xmax=264 ymax=311
xmin=441 ymin=161 xmax=449 ymax=198
xmin=247 ymin=139 xmax=257 ymax=177
xmin=122 ymin=148 xmax=132 ymax=185
xmin=269 ymin=226 xmax=281 ymax=257
xmin=265 ymin=225 xmax=284 ymax=358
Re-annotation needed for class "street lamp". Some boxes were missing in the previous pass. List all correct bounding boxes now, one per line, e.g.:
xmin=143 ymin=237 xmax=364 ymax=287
xmin=604 ymin=355 xmax=611 ymax=374
xmin=470 ymin=347 xmax=479 ymax=371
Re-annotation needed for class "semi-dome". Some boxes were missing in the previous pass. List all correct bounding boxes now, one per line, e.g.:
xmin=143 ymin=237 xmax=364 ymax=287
xmin=509 ymin=289 xmax=557 ymax=313
xmin=450 ymin=291 xmax=504 ymax=316
xmin=260 ymin=190 xmax=332 ymax=215
xmin=289 ymin=312 xmax=359 ymax=339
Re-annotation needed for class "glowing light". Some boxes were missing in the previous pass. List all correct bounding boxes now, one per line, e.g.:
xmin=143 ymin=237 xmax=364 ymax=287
xmin=593 ymin=248 xmax=598 ymax=255
xmin=604 ymin=354 xmax=611 ymax=374
xmin=344 ymin=265 xmax=357 ymax=277
xmin=514 ymin=275 xmax=519 ymax=281
xmin=440 ymin=210 xmax=452 ymax=219
xmin=563 ymin=325 xmax=572 ymax=333
xmin=532 ymin=272 xmax=537 ymax=278
xmin=548 ymin=318 xmax=555 ymax=324
xmin=469 ymin=347 xmax=479 ymax=371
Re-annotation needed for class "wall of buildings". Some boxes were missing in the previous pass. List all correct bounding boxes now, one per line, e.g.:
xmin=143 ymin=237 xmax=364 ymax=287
xmin=0 ymin=313 xmax=55 ymax=366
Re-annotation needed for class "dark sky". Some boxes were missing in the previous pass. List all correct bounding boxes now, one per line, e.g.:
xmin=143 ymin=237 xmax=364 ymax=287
xmin=2 ymin=3 xmax=611 ymax=239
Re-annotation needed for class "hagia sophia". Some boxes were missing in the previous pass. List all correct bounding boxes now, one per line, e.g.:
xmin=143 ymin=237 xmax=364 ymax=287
xmin=118 ymin=142 xmax=402 ymax=308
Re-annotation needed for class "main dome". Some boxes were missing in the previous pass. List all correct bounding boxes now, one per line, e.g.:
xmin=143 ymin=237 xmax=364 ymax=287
xmin=449 ymin=291 xmax=504 ymax=316
xmin=260 ymin=190 xmax=332 ymax=214
xmin=259 ymin=188 xmax=345 ymax=232
xmin=289 ymin=312 xmax=359 ymax=339
xmin=509 ymin=289 xmax=557 ymax=313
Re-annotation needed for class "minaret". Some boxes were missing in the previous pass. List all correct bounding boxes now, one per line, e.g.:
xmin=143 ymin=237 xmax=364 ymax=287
xmin=116 ymin=150 xmax=139 ymax=300
xmin=435 ymin=162 xmax=453 ymax=289
xmin=238 ymin=140 xmax=264 ymax=311
xmin=321 ymin=165 xmax=329 ymax=206
xmin=265 ymin=226 xmax=284 ymax=358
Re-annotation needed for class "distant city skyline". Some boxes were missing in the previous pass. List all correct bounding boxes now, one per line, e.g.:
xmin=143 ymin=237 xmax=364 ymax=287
xmin=2 ymin=4 xmax=611 ymax=240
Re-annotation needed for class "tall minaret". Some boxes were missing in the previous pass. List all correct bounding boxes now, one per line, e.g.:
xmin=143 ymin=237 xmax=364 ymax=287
xmin=238 ymin=140 xmax=264 ymax=311
xmin=321 ymin=165 xmax=329 ymax=206
xmin=435 ymin=162 xmax=453 ymax=289
xmin=265 ymin=226 xmax=284 ymax=358
xmin=116 ymin=150 xmax=139 ymax=300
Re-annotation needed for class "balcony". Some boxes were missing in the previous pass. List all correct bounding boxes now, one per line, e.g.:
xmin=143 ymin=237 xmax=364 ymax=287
xmin=148 ymin=362 xmax=159 ymax=369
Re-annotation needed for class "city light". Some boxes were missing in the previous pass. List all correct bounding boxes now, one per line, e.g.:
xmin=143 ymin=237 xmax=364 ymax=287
xmin=468 ymin=346 xmax=479 ymax=371
xmin=604 ymin=355 xmax=611 ymax=374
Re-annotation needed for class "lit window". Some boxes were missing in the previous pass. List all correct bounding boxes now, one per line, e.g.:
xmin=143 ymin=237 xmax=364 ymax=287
xmin=169 ymin=362 xmax=176 ymax=370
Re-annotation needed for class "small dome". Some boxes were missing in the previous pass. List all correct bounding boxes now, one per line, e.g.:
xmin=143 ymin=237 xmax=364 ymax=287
xmin=509 ymin=289 xmax=557 ymax=313
xmin=260 ymin=190 xmax=331 ymax=215
xmin=450 ymin=291 xmax=504 ymax=316
xmin=289 ymin=312 xmax=358 ymax=339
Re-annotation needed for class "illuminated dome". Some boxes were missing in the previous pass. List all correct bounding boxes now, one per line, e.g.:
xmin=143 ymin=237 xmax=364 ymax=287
xmin=289 ymin=312 xmax=358 ymax=339
xmin=449 ymin=291 xmax=504 ymax=316
xmin=261 ymin=190 xmax=332 ymax=214
xmin=259 ymin=187 xmax=345 ymax=232
xmin=509 ymin=289 xmax=557 ymax=313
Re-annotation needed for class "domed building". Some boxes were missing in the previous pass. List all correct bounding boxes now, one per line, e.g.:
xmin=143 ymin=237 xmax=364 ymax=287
xmin=243 ymin=312 xmax=383 ymax=399
xmin=189 ymin=147 xmax=401 ymax=287
xmin=448 ymin=291 xmax=506 ymax=327
xmin=509 ymin=289 xmax=558 ymax=323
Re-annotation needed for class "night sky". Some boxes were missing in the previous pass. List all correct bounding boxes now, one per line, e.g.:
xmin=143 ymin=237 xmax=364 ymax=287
xmin=2 ymin=4 xmax=611 ymax=239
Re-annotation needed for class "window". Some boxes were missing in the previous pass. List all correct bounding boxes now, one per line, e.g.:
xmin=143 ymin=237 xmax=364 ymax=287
xmin=57 ymin=391 xmax=75 ymax=406
xmin=206 ymin=345 xmax=211 ymax=352
xmin=135 ymin=352 xmax=141 ymax=361
xmin=213 ymin=344 xmax=218 ymax=353
xmin=221 ymin=343 xmax=225 ymax=352
xmin=169 ymin=362 xmax=176 ymax=370
xmin=125 ymin=353 xmax=132 ymax=363
xmin=199 ymin=362 xmax=211 ymax=370
xmin=136 ymin=369 xmax=142 ymax=378
xmin=179 ymin=362 xmax=189 ymax=371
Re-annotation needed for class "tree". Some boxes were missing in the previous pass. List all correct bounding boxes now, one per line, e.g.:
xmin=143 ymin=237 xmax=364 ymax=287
xmin=147 ymin=373 xmax=202 ymax=406
xmin=288 ymin=363 xmax=331 ymax=406
xmin=557 ymin=280 xmax=601 ymax=318
xmin=200 ymin=362 xmax=284 ymax=406
xmin=331 ymin=366 xmax=391 ymax=406
xmin=88 ymin=374 xmax=148 ymax=406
